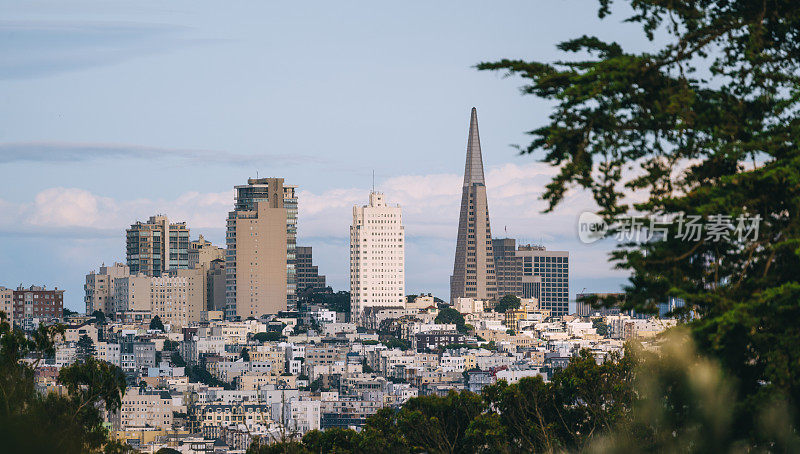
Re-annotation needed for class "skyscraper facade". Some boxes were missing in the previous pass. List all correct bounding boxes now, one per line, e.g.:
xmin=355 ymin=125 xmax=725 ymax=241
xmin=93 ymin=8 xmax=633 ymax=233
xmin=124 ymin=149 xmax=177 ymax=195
xmin=515 ymin=245 xmax=569 ymax=315
xmin=450 ymin=108 xmax=497 ymax=302
xmin=492 ymin=238 xmax=522 ymax=298
xmin=350 ymin=192 xmax=405 ymax=321
xmin=225 ymin=177 xmax=296 ymax=320
xmin=126 ymin=215 xmax=190 ymax=277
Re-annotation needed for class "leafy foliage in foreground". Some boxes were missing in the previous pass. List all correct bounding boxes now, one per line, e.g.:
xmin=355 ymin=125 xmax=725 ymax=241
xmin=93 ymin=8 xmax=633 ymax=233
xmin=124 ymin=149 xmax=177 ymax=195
xmin=252 ymin=334 xmax=800 ymax=453
xmin=0 ymin=312 xmax=129 ymax=453
xmin=478 ymin=0 xmax=800 ymax=438
xmin=249 ymin=348 xmax=636 ymax=454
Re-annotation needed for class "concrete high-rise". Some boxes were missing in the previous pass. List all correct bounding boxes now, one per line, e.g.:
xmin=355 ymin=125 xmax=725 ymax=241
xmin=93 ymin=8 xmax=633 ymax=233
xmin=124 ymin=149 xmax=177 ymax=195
xmin=515 ymin=245 xmax=569 ymax=315
xmin=492 ymin=238 xmax=522 ymax=298
xmin=450 ymin=108 xmax=497 ymax=302
xmin=350 ymin=192 xmax=405 ymax=321
xmin=225 ymin=177 xmax=296 ymax=320
xmin=126 ymin=215 xmax=190 ymax=277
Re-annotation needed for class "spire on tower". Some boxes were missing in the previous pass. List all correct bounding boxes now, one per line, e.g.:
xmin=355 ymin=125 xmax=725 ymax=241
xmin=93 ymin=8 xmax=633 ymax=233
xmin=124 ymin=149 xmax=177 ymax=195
xmin=463 ymin=107 xmax=486 ymax=186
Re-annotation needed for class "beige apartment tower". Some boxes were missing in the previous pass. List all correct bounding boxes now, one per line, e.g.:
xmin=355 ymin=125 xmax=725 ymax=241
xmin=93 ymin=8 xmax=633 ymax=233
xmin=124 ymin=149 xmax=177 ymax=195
xmin=350 ymin=191 xmax=405 ymax=322
xmin=226 ymin=177 xmax=296 ymax=320
xmin=450 ymin=108 xmax=497 ymax=302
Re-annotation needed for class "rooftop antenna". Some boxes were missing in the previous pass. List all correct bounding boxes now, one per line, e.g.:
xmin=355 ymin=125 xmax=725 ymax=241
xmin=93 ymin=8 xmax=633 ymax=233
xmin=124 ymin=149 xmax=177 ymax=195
xmin=256 ymin=170 xmax=259 ymax=179
xmin=372 ymin=170 xmax=375 ymax=192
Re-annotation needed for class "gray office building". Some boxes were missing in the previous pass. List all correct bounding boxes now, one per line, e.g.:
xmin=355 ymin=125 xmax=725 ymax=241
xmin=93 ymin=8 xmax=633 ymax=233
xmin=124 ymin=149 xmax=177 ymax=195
xmin=515 ymin=245 xmax=569 ymax=316
xmin=492 ymin=238 xmax=522 ymax=298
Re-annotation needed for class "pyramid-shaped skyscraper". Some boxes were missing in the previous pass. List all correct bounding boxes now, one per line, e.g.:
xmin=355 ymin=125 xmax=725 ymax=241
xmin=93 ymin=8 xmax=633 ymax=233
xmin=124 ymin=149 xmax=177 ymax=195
xmin=450 ymin=107 xmax=497 ymax=302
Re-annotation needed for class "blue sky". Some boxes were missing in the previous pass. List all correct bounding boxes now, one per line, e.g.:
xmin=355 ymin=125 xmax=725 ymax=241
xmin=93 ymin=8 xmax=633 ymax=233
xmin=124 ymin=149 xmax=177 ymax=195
xmin=0 ymin=1 xmax=641 ymax=311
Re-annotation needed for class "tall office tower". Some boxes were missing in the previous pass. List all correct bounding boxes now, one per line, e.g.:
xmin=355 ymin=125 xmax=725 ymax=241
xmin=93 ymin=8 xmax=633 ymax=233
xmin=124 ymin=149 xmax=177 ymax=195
xmin=296 ymin=246 xmax=326 ymax=293
xmin=85 ymin=262 xmax=130 ymax=315
xmin=225 ymin=178 xmax=295 ymax=320
xmin=492 ymin=238 xmax=523 ymax=298
xmin=350 ymin=191 xmax=405 ymax=321
xmin=126 ymin=215 xmax=190 ymax=277
xmin=188 ymin=235 xmax=225 ymax=269
xmin=515 ymin=245 xmax=569 ymax=315
xmin=450 ymin=107 xmax=497 ymax=302
xmin=284 ymin=186 xmax=298 ymax=308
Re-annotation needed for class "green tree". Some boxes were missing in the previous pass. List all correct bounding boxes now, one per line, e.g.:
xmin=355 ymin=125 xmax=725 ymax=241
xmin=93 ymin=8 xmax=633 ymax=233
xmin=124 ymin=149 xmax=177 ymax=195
xmin=309 ymin=377 xmax=324 ymax=392
xmin=62 ymin=307 xmax=77 ymax=317
xmin=478 ymin=0 xmax=800 ymax=437
xmin=593 ymin=331 xmax=800 ymax=452
xmin=76 ymin=334 xmax=96 ymax=361
xmin=358 ymin=407 xmax=408 ymax=453
xmin=90 ymin=310 xmax=106 ymax=324
xmin=170 ymin=350 xmax=186 ymax=368
xmin=592 ymin=318 xmax=609 ymax=337
xmin=156 ymin=448 xmax=182 ymax=454
xmin=381 ymin=337 xmax=411 ymax=351
xmin=482 ymin=347 xmax=637 ymax=452
xmin=302 ymin=428 xmax=363 ymax=453
xmin=149 ymin=315 xmax=165 ymax=331
xmin=494 ymin=295 xmax=521 ymax=313
xmin=307 ymin=288 xmax=351 ymax=314
xmin=389 ymin=390 xmax=491 ymax=454
xmin=240 ymin=347 xmax=251 ymax=362
xmin=435 ymin=308 xmax=467 ymax=333
xmin=254 ymin=331 xmax=285 ymax=343
xmin=0 ymin=311 xmax=128 ymax=453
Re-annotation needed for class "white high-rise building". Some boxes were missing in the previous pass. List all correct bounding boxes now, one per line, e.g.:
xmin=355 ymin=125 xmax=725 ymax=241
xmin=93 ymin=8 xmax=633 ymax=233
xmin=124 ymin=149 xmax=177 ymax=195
xmin=350 ymin=191 xmax=405 ymax=322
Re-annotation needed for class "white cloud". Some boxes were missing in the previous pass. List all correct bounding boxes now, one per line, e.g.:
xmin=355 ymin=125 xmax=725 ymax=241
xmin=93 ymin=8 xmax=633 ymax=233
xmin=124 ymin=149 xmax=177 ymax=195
xmin=28 ymin=187 xmax=105 ymax=227
xmin=1 ymin=187 xmax=233 ymax=236
xmin=0 ymin=163 xmax=630 ymax=299
xmin=297 ymin=161 xmax=601 ymax=243
xmin=3 ymin=162 xmax=604 ymax=243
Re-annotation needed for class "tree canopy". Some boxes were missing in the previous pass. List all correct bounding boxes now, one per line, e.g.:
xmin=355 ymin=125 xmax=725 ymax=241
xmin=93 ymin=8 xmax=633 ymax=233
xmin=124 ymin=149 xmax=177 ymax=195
xmin=494 ymin=295 xmax=521 ymax=313
xmin=249 ymin=347 xmax=637 ymax=453
xmin=0 ymin=311 xmax=128 ymax=453
xmin=149 ymin=315 xmax=165 ymax=331
xmin=478 ymin=0 xmax=800 ymax=436
xmin=435 ymin=308 xmax=467 ymax=333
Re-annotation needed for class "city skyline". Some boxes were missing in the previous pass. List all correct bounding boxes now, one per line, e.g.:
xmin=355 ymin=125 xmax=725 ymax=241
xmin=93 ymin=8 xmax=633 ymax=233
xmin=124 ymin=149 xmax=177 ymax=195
xmin=0 ymin=1 xmax=637 ymax=310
